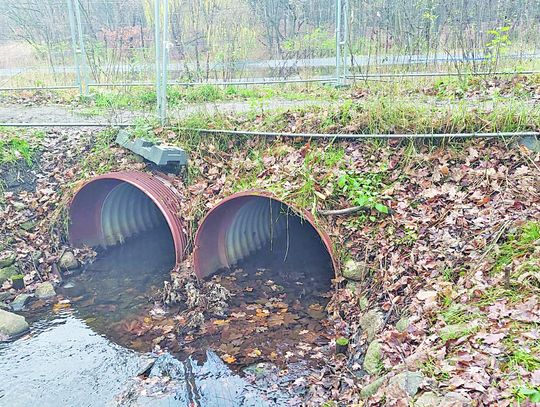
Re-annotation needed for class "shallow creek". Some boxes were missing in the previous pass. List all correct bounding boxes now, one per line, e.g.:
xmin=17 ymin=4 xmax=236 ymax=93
xmin=0 ymin=228 xmax=329 ymax=406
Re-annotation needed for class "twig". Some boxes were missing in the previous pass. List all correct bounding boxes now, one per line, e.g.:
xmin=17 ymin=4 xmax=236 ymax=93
xmin=319 ymin=206 xmax=370 ymax=216
xmin=477 ymin=220 xmax=512 ymax=265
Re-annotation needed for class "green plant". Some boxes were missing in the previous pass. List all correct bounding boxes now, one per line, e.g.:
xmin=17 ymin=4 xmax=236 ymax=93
xmin=336 ymin=170 xmax=389 ymax=216
xmin=514 ymin=386 xmax=540 ymax=404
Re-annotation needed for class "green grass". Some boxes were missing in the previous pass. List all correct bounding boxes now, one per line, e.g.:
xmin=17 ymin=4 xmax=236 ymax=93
xmin=0 ymin=129 xmax=44 ymax=165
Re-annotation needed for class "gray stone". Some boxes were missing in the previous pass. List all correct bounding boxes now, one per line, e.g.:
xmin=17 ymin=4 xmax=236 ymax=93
xmin=11 ymin=294 xmax=33 ymax=312
xmin=58 ymin=251 xmax=79 ymax=271
xmin=359 ymin=309 xmax=384 ymax=341
xmin=35 ymin=282 xmax=56 ymax=299
xmin=441 ymin=392 xmax=472 ymax=407
xmin=0 ymin=254 xmax=16 ymax=268
xmin=342 ymin=259 xmax=367 ymax=281
xmin=358 ymin=295 xmax=369 ymax=311
xmin=0 ymin=265 xmax=19 ymax=284
xmin=415 ymin=392 xmax=442 ymax=407
xmin=387 ymin=371 xmax=424 ymax=398
xmin=12 ymin=202 xmax=26 ymax=211
xmin=396 ymin=317 xmax=410 ymax=333
xmin=0 ymin=309 xmax=29 ymax=338
xmin=0 ymin=292 xmax=11 ymax=302
xmin=19 ymin=221 xmax=36 ymax=232
xmin=519 ymin=136 xmax=540 ymax=152
xmin=360 ymin=376 xmax=386 ymax=398
xmin=363 ymin=340 xmax=383 ymax=375
xmin=0 ymin=302 xmax=11 ymax=311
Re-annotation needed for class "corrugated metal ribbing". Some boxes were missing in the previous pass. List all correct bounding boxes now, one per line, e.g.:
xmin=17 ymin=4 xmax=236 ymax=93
xmin=101 ymin=183 xmax=163 ymax=246
xmin=193 ymin=191 xmax=337 ymax=279
xmin=69 ymin=171 xmax=187 ymax=265
xmin=224 ymin=198 xmax=287 ymax=266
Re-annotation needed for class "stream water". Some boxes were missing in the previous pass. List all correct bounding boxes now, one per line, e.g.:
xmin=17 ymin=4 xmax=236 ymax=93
xmin=0 ymin=227 xmax=333 ymax=406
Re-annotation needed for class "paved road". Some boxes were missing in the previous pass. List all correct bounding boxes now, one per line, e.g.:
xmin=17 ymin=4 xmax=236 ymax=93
xmin=0 ymin=99 xmax=331 ymax=125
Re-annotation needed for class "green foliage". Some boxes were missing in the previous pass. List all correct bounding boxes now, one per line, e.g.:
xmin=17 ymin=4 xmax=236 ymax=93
xmin=486 ymin=26 xmax=512 ymax=61
xmin=336 ymin=170 xmax=389 ymax=216
xmin=514 ymin=386 xmax=540 ymax=404
xmin=0 ymin=131 xmax=39 ymax=166
xmin=80 ymin=128 xmax=119 ymax=176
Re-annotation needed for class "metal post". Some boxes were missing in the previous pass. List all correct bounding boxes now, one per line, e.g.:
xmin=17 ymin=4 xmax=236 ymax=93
xmin=73 ymin=0 xmax=90 ymax=96
xmin=66 ymin=0 xmax=83 ymax=96
xmin=160 ymin=0 xmax=169 ymax=124
xmin=335 ymin=0 xmax=341 ymax=86
xmin=155 ymin=0 xmax=162 ymax=122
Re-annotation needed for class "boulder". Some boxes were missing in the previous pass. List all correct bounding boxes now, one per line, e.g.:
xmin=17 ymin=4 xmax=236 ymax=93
xmin=396 ymin=317 xmax=410 ymax=333
xmin=386 ymin=370 xmax=424 ymax=398
xmin=415 ymin=392 xmax=442 ymax=407
xmin=363 ymin=340 xmax=383 ymax=375
xmin=0 ymin=265 xmax=19 ymax=284
xmin=0 ymin=253 xmax=16 ymax=268
xmin=58 ymin=251 xmax=79 ymax=271
xmin=0 ymin=309 xmax=29 ymax=338
xmin=35 ymin=282 xmax=56 ymax=299
xmin=11 ymin=294 xmax=33 ymax=312
xmin=19 ymin=221 xmax=36 ymax=232
xmin=359 ymin=309 xmax=384 ymax=341
xmin=342 ymin=259 xmax=367 ymax=281
xmin=360 ymin=376 xmax=386 ymax=398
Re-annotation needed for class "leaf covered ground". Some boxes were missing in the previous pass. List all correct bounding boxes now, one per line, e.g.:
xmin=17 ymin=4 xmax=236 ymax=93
xmin=1 ymin=92 xmax=539 ymax=405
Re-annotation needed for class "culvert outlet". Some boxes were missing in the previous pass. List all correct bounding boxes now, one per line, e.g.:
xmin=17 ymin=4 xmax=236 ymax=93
xmin=69 ymin=171 xmax=187 ymax=264
xmin=193 ymin=191 xmax=337 ymax=280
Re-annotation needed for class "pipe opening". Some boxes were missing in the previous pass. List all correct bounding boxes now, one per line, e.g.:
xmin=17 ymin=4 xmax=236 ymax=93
xmin=194 ymin=194 xmax=335 ymax=286
xmin=69 ymin=172 xmax=187 ymax=267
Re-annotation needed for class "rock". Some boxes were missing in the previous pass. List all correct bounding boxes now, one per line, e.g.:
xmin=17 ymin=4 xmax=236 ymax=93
xmin=0 ymin=254 xmax=16 ymax=268
xmin=58 ymin=251 xmax=79 ymax=271
xmin=0 ymin=302 xmax=11 ymax=311
xmin=0 ymin=265 xmax=19 ymax=284
xmin=35 ymin=282 xmax=56 ymax=299
xmin=415 ymin=392 xmax=442 ymax=407
xmin=439 ymin=323 xmax=476 ymax=342
xmin=11 ymin=294 xmax=33 ymax=312
xmin=0 ymin=292 xmax=11 ymax=302
xmin=363 ymin=340 xmax=383 ymax=375
xmin=359 ymin=309 xmax=384 ymax=341
xmin=386 ymin=371 xmax=424 ymax=399
xmin=136 ymin=357 xmax=156 ymax=376
xmin=0 ymin=309 xmax=29 ymax=338
xmin=12 ymin=202 xmax=26 ymax=211
xmin=358 ymin=295 xmax=369 ymax=311
xmin=396 ymin=317 xmax=410 ymax=333
xmin=441 ymin=392 xmax=472 ymax=407
xmin=360 ymin=376 xmax=386 ymax=398
xmin=19 ymin=221 xmax=36 ymax=232
xmin=342 ymin=259 xmax=367 ymax=281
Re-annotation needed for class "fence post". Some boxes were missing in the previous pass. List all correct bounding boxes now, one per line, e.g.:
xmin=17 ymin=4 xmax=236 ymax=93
xmin=155 ymin=0 xmax=162 ymax=122
xmin=335 ymin=0 xmax=349 ymax=87
xmin=335 ymin=0 xmax=341 ymax=86
xmin=160 ymin=0 xmax=169 ymax=125
xmin=73 ymin=0 xmax=90 ymax=96
xmin=66 ymin=0 xmax=83 ymax=97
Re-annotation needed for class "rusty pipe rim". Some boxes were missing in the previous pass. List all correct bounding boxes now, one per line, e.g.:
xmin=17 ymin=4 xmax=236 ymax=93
xmin=69 ymin=171 xmax=187 ymax=265
xmin=193 ymin=190 xmax=337 ymax=280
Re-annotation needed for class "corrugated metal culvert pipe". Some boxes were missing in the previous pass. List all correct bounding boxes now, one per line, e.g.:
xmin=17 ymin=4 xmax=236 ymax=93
xmin=69 ymin=171 xmax=187 ymax=264
xmin=193 ymin=191 xmax=337 ymax=281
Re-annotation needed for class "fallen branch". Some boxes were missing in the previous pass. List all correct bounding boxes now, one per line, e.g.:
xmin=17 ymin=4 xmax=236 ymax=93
xmin=319 ymin=206 xmax=370 ymax=216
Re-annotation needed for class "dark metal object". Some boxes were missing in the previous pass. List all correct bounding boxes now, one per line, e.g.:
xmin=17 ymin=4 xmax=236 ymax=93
xmin=69 ymin=171 xmax=187 ymax=265
xmin=193 ymin=191 xmax=337 ymax=279
xmin=115 ymin=130 xmax=188 ymax=167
